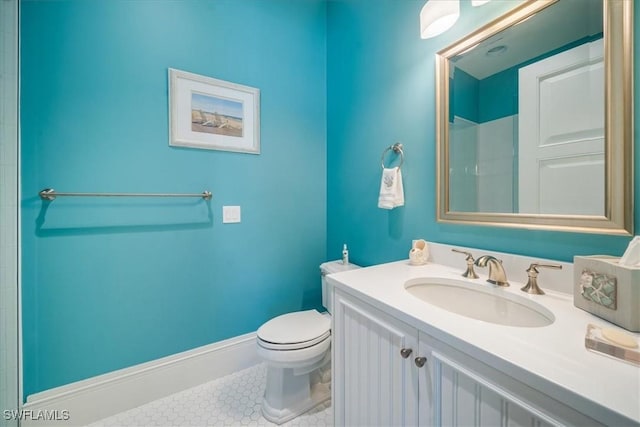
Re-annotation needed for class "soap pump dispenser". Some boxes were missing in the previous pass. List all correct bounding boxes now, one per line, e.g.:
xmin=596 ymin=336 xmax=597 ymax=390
xmin=342 ymin=244 xmax=349 ymax=265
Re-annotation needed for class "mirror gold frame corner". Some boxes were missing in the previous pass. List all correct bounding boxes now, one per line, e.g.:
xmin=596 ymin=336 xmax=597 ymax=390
xmin=435 ymin=0 xmax=633 ymax=235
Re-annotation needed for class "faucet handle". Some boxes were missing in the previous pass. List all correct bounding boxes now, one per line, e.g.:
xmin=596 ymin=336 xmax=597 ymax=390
xmin=521 ymin=263 xmax=563 ymax=295
xmin=451 ymin=249 xmax=479 ymax=279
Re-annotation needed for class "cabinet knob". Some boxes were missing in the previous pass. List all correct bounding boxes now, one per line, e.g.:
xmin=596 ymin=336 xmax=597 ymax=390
xmin=400 ymin=348 xmax=413 ymax=359
xmin=414 ymin=356 xmax=427 ymax=368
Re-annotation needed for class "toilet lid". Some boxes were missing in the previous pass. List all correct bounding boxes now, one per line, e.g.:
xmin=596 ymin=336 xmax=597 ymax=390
xmin=257 ymin=310 xmax=330 ymax=346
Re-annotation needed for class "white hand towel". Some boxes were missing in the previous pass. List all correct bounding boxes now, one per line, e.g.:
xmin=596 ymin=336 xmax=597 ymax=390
xmin=378 ymin=167 xmax=404 ymax=209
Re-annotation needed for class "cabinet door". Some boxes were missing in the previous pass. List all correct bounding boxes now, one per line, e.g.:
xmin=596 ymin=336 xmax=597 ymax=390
xmin=333 ymin=289 xmax=419 ymax=426
xmin=420 ymin=332 xmax=605 ymax=427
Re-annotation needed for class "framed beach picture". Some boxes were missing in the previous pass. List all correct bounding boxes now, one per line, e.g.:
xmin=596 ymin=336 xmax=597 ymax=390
xmin=168 ymin=68 xmax=260 ymax=154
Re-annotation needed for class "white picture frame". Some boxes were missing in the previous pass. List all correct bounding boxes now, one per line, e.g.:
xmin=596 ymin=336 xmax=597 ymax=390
xmin=168 ymin=68 xmax=260 ymax=154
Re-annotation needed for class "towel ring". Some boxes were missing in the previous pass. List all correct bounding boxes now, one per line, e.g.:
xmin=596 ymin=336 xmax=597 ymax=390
xmin=381 ymin=143 xmax=404 ymax=169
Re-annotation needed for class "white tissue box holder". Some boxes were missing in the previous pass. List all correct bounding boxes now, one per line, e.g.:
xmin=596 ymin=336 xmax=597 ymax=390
xmin=573 ymin=255 xmax=640 ymax=332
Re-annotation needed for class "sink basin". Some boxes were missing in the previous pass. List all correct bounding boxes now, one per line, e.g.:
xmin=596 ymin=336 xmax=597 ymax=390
xmin=405 ymin=278 xmax=555 ymax=327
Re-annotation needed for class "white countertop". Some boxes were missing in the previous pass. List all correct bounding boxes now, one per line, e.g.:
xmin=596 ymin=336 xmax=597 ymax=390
xmin=327 ymin=259 xmax=640 ymax=425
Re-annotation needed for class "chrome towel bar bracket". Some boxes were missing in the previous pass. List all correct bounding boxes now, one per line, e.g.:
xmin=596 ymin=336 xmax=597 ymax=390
xmin=39 ymin=188 xmax=213 ymax=201
xmin=381 ymin=142 xmax=404 ymax=169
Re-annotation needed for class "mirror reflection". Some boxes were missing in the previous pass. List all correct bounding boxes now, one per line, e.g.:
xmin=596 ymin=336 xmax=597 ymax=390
xmin=447 ymin=0 xmax=604 ymax=215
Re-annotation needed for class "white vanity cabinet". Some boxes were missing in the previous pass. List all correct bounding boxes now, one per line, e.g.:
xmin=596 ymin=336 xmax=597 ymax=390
xmin=420 ymin=333 xmax=605 ymax=426
xmin=332 ymin=288 xmax=420 ymax=425
xmin=333 ymin=288 xmax=605 ymax=427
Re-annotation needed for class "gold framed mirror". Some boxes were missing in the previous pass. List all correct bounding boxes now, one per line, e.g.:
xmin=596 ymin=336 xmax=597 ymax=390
xmin=436 ymin=0 xmax=633 ymax=235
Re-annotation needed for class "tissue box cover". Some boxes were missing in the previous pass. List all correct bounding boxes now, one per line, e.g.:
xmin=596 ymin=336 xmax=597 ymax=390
xmin=574 ymin=255 xmax=640 ymax=332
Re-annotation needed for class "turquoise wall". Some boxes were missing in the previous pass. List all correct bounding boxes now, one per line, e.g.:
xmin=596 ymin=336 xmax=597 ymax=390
xmin=326 ymin=0 xmax=638 ymax=267
xmin=20 ymin=0 xmax=639 ymax=401
xmin=477 ymin=67 xmax=517 ymax=123
xmin=21 ymin=0 xmax=327 ymax=398
xmin=451 ymin=69 xmax=479 ymax=123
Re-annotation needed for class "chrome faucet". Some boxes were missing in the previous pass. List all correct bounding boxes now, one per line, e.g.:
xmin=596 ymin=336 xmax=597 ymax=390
xmin=474 ymin=255 xmax=509 ymax=287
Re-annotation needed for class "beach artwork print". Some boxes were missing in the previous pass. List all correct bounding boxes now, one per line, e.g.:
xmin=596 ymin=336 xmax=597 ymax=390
xmin=191 ymin=92 xmax=244 ymax=138
xmin=169 ymin=68 xmax=260 ymax=153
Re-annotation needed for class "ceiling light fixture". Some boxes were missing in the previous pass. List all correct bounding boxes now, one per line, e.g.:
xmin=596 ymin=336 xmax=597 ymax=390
xmin=420 ymin=0 xmax=460 ymax=39
xmin=471 ymin=0 xmax=490 ymax=6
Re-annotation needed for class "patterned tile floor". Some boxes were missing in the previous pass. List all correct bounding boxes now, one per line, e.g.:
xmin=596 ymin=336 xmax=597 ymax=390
xmin=88 ymin=363 xmax=332 ymax=427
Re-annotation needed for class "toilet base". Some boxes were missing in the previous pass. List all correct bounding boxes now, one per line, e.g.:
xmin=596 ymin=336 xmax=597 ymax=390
xmin=261 ymin=363 xmax=331 ymax=425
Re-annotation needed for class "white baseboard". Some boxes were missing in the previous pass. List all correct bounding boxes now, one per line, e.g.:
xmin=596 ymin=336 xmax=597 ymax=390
xmin=20 ymin=333 xmax=260 ymax=426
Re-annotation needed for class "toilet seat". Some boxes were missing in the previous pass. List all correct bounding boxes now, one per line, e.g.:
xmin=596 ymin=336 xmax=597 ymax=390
xmin=257 ymin=334 xmax=331 ymax=368
xmin=258 ymin=331 xmax=330 ymax=351
xmin=257 ymin=309 xmax=330 ymax=350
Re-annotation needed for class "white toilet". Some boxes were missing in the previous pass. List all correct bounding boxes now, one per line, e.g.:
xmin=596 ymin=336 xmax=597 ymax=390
xmin=256 ymin=260 xmax=360 ymax=424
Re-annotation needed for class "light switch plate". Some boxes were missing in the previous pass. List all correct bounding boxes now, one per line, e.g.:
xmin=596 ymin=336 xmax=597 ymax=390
xmin=222 ymin=206 xmax=241 ymax=223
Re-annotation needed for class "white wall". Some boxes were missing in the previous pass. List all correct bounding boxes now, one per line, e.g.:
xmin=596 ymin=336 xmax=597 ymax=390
xmin=449 ymin=116 xmax=478 ymax=212
xmin=477 ymin=115 xmax=517 ymax=213
xmin=0 ymin=0 xmax=20 ymax=425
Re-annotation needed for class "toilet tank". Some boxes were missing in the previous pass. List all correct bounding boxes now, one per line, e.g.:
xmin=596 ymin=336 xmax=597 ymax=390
xmin=320 ymin=260 xmax=361 ymax=314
